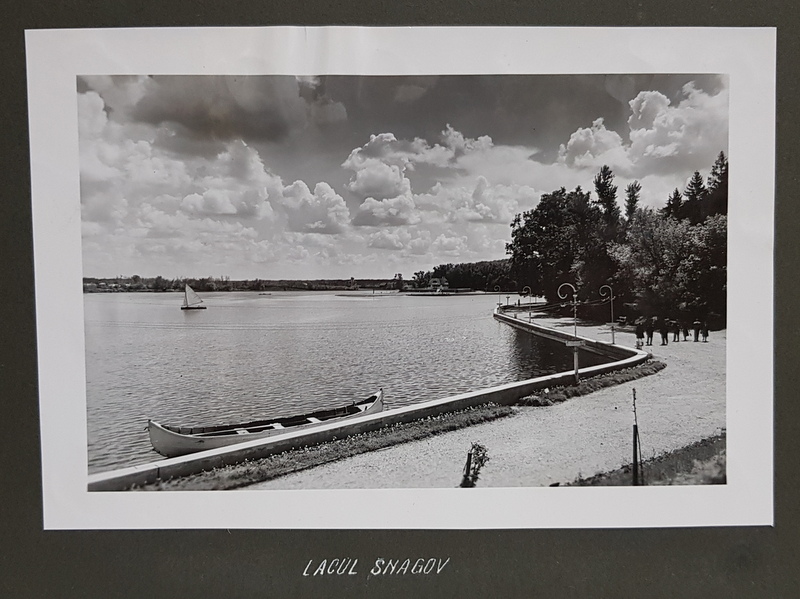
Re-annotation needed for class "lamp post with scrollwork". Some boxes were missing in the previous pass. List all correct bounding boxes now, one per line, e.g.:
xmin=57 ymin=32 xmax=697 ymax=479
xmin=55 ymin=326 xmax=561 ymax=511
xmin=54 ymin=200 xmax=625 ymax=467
xmin=558 ymin=282 xmax=581 ymax=383
xmin=599 ymin=284 xmax=615 ymax=344
xmin=494 ymin=285 xmax=501 ymax=309
xmin=522 ymin=286 xmax=532 ymax=321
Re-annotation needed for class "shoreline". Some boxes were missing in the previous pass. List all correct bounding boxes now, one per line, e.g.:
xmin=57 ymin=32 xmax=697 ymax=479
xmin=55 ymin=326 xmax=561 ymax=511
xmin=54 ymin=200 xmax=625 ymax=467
xmin=244 ymin=317 xmax=725 ymax=490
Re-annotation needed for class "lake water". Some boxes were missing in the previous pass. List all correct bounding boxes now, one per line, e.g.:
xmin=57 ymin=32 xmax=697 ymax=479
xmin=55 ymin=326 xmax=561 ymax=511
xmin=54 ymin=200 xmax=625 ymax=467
xmin=84 ymin=291 xmax=608 ymax=473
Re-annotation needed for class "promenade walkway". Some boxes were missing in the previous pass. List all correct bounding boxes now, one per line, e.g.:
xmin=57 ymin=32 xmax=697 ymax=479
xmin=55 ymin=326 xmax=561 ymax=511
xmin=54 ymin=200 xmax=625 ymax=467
xmin=247 ymin=318 xmax=725 ymax=489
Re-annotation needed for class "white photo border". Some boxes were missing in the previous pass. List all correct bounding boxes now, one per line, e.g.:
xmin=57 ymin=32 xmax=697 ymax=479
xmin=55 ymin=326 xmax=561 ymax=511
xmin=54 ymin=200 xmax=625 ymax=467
xmin=26 ymin=26 xmax=775 ymax=530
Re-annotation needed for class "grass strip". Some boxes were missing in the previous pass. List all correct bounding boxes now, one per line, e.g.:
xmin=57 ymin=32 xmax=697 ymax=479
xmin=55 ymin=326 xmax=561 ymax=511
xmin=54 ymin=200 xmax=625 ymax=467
xmin=138 ymin=360 xmax=667 ymax=491
xmin=137 ymin=403 xmax=514 ymax=491
xmin=517 ymin=360 xmax=666 ymax=406
xmin=567 ymin=432 xmax=726 ymax=486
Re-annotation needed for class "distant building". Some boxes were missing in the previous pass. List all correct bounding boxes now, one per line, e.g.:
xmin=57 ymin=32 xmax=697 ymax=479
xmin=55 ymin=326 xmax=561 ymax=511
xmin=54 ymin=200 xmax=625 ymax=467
xmin=430 ymin=277 xmax=449 ymax=290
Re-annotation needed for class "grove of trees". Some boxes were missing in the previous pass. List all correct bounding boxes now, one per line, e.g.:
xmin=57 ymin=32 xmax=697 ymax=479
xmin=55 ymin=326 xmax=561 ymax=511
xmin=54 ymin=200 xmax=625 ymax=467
xmin=411 ymin=259 xmax=513 ymax=292
xmin=506 ymin=152 xmax=728 ymax=325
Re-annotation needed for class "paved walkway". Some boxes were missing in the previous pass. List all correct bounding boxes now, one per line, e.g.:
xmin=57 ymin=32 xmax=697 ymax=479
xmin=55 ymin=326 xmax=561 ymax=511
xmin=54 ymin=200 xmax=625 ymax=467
xmin=246 ymin=318 xmax=725 ymax=489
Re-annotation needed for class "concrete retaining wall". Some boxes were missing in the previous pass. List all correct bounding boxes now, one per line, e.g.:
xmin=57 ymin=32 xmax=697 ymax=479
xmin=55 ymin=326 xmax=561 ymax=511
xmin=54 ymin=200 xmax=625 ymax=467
xmin=87 ymin=310 xmax=650 ymax=491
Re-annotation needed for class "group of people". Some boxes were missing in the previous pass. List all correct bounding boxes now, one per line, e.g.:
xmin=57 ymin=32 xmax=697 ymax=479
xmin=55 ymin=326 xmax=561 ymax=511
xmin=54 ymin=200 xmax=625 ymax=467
xmin=634 ymin=317 xmax=709 ymax=348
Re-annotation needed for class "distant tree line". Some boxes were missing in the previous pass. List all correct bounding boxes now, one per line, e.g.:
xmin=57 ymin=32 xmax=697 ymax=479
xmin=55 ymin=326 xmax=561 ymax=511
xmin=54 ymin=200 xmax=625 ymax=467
xmin=411 ymin=259 xmax=514 ymax=291
xmin=83 ymin=276 xmax=397 ymax=293
xmin=505 ymin=152 xmax=728 ymax=325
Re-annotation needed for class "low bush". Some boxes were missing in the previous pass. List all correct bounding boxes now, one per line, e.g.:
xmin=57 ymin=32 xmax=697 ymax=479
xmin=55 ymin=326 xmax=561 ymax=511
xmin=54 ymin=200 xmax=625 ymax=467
xmin=517 ymin=360 xmax=666 ymax=407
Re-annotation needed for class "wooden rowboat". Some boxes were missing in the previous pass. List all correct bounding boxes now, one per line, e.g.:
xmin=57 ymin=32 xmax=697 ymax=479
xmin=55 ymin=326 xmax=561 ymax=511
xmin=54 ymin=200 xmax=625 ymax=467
xmin=148 ymin=389 xmax=383 ymax=457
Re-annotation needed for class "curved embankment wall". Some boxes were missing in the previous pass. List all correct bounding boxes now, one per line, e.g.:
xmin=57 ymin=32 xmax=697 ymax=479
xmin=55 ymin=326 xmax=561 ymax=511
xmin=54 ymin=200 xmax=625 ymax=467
xmin=88 ymin=308 xmax=650 ymax=491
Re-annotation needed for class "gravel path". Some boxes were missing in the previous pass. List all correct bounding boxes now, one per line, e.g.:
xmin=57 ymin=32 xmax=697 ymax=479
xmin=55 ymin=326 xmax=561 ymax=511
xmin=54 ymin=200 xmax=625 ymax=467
xmin=246 ymin=318 xmax=725 ymax=489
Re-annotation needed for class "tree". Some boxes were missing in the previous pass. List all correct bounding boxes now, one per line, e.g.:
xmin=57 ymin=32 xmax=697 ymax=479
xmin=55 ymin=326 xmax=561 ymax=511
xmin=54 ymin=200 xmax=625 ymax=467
xmin=661 ymin=188 xmax=684 ymax=220
xmin=507 ymin=186 xmax=605 ymax=302
xmin=624 ymin=181 xmax=641 ymax=223
xmin=152 ymin=275 xmax=167 ymax=291
xmin=412 ymin=271 xmax=430 ymax=289
xmin=612 ymin=207 xmax=697 ymax=315
xmin=705 ymin=151 xmax=728 ymax=218
xmin=593 ymin=165 xmax=621 ymax=241
xmin=393 ymin=273 xmax=404 ymax=291
xmin=682 ymin=171 xmax=707 ymax=224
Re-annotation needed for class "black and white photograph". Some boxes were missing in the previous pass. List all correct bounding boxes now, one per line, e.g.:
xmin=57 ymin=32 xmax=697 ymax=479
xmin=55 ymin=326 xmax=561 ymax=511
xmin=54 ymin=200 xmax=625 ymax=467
xmin=26 ymin=27 xmax=774 ymax=529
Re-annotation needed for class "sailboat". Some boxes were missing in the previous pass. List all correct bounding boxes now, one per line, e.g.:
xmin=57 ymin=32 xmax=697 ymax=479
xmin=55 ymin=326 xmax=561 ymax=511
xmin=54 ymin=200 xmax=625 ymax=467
xmin=181 ymin=284 xmax=206 ymax=310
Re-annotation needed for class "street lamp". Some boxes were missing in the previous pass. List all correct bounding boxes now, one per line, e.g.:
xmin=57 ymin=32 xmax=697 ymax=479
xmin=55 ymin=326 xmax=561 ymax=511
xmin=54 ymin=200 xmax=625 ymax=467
xmin=522 ymin=286 xmax=532 ymax=321
xmin=494 ymin=285 xmax=501 ymax=308
xmin=557 ymin=283 xmax=578 ymax=338
xmin=599 ymin=284 xmax=615 ymax=344
xmin=557 ymin=282 xmax=581 ymax=384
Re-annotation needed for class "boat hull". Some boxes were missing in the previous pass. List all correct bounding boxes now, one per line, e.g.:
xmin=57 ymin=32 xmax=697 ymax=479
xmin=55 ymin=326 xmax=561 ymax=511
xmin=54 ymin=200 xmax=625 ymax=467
xmin=148 ymin=390 xmax=383 ymax=458
xmin=180 ymin=306 xmax=207 ymax=310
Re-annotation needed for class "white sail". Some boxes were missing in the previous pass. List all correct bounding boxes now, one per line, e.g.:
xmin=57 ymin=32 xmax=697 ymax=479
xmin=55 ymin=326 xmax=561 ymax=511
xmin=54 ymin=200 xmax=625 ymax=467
xmin=183 ymin=284 xmax=204 ymax=308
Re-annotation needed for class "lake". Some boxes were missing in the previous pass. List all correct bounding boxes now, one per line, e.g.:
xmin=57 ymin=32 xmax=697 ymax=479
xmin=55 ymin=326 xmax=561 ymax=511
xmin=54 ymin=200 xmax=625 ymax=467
xmin=84 ymin=291 xmax=608 ymax=473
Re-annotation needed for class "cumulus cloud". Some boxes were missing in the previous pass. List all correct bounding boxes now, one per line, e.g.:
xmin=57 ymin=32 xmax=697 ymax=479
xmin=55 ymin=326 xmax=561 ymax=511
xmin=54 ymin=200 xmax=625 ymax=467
xmin=441 ymin=124 xmax=494 ymax=157
xmin=626 ymin=82 xmax=728 ymax=173
xmin=346 ymin=161 xmax=410 ymax=200
xmin=367 ymin=229 xmax=408 ymax=250
xmin=180 ymin=190 xmax=237 ymax=215
xmin=406 ymin=230 xmax=432 ymax=255
xmin=558 ymin=118 xmax=626 ymax=169
xmin=431 ymin=233 xmax=469 ymax=256
xmin=279 ymin=181 xmax=350 ymax=234
xmin=352 ymin=193 xmax=420 ymax=227
xmin=77 ymin=74 xmax=728 ymax=279
xmin=557 ymin=81 xmax=728 ymax=177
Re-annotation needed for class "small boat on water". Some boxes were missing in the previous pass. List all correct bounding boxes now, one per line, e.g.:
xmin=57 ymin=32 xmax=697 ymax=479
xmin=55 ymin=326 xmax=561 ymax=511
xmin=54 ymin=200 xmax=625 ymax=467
xmin=181 ymin=284 xmax=206 ymax=310
xmin=148 ymin=389 xmax=384 ymax=457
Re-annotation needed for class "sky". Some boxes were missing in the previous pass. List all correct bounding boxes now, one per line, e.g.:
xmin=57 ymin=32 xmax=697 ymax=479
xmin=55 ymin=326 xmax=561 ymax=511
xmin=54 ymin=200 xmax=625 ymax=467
xmin=77 ymin=74 xmax=728 ymax=280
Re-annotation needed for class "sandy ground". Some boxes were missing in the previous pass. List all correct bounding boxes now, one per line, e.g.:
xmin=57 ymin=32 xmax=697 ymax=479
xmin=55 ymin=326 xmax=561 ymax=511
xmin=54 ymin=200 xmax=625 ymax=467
xmin=246 ymin=318 xmax=725 ymax=490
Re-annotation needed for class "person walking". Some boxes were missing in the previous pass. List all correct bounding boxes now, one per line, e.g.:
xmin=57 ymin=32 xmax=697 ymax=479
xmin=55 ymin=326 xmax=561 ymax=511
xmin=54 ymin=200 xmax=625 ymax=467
xmin=635 ymin=318 xmax=645 ymax=349
xmin=671 ymin=319 xmax=680 ymax=342
xmin=645 ymin=317 xmax=655 ymax=346
xmin=681 ymin=320 xmax=690 ymax=341
xmin=659 ymin=317 xmax=669 ymax=346
xmin=702 ymin=322 xmax=709 ymax=342
xmin=693 ymin=319 xmax=701 ymax=342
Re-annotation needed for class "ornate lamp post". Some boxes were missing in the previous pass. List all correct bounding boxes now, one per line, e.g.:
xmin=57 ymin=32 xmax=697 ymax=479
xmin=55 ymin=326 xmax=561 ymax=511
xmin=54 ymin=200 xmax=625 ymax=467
xmin=494 ymin=285 xmax=501 ymax=308
xmin=599 ymin=284 xmax=615 ymax=344
xmin=558 ymin=282 xmax=581 ymax=383
xmin=522 ymin=286 xmax=532 ymax=321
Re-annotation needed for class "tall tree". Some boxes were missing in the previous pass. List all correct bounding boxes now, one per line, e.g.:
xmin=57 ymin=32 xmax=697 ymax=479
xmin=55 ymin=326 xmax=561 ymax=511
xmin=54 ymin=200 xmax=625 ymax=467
xmin=661 ymin=188 xmax=684 ymax=220
xmin=593 ymin=165 xmax=621 ymax=240
xmin=682 ymin=171 xmax=707 ymax=224
xmin=624 ymin=181 xmax=641 ymax=223
xmin=705 ymin=151 xmax=729 ymax=218
xmin=507 ymin=186 xmax=604 ymax=301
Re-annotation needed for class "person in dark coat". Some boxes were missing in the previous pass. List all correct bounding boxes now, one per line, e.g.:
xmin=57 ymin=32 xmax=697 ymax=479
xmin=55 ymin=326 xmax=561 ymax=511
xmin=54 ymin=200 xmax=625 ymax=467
xmin=702 ymin=322 xmax=709 ymax=342
xmin=635 ymin=319 xmax=645 ymax=349
xmin=693 ymin=319 xmax=701 ymax=342
xmin=645 ymin=317 xmax=655 ymax=346
xmin=681 ymin=320 xmax=690 ymax=341
xmin=671 ymin=319 xmax=680 ymax=342
xmin=659 ymin=317 xmax=669 ymax=346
